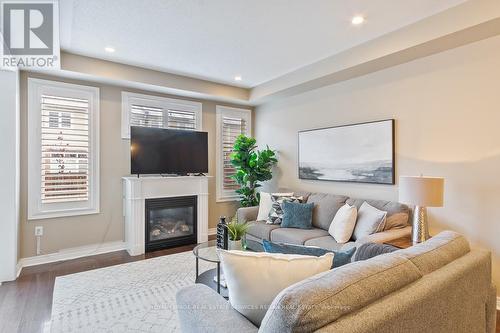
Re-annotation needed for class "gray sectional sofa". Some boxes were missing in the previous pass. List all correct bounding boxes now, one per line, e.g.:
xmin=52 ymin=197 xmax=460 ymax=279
xmin=238 ymin=192 xmax=412 ymax=253
xmin=176 ymin=231 xmax=497 ymax=332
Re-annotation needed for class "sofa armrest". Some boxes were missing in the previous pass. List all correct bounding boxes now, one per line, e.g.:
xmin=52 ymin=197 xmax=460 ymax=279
xmin=237 ymin=206 xmax=259 ymax=223
xmin=176 ymin=284 xmax=258 ymax=333
xmin=355 ymin=226 xmax=412 ymax=245
xmin=486 ymin=283 xmax=497 ymax=333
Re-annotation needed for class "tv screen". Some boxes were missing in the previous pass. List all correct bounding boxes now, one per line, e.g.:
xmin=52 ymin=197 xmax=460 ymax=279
xmin=131 ymin=126 xmax=208 ymax=175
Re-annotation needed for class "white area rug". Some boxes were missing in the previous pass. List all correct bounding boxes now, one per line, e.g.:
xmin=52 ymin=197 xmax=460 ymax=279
xmin=50 ymin=251 xmax=214 ymax=333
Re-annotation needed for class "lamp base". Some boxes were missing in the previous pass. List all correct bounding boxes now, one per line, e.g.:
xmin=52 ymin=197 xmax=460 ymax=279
xmin=412 ymin=206 xmax=430 ymax=245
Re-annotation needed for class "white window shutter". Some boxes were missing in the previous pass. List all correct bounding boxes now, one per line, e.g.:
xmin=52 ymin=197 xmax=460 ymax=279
xmin=221 ymin=116 xmax=246 ymax=190
xmin=121 ymin=92 xmax=202 ymax=138
xmin=28 ymin=79 xmax=100 ymax=220
xmin=130 ymin=104 xmax=163 ymax=128
xmin=216 ymin=106 xmax=252 ymax=202
xmin=41 ymin=94 xmax=90 ymax=203
xmin=167 ymin=109 xmax=197 ymax=130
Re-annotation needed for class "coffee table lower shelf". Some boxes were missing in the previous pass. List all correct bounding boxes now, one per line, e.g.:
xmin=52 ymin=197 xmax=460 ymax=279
xmin=195 ymin=268 xmax=229 ymax=298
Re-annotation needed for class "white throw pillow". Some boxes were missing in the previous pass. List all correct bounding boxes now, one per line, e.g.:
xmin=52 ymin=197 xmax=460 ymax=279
xmin=218 ymin=250 xmax=333 ymax=326
xmin=328 ymin=203 xmax=357 ymax=243
xmin=352 ymin=202 xmax=388 ymax=241
xmin=257 ymin=192 xmax=293 ymax=221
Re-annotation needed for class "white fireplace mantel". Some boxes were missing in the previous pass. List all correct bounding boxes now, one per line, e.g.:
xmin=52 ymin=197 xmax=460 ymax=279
xmin=122 ymin=175 xmax=211 ymax=256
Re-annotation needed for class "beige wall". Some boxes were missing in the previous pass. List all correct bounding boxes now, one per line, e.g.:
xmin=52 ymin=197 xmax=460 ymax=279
xmin=255 ymin=35 xmax=500 ymax=291
xmin=19 ymin=72 xmax=244 ymax=258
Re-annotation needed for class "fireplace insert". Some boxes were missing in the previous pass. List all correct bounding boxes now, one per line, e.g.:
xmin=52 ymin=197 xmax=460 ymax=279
xmin=145 ymin=196 xmax=197 ymax=251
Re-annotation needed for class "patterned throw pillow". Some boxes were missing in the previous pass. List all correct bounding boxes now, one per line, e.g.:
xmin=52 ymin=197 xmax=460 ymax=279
xmin=267 ymin=194 xmax=303 ymax=224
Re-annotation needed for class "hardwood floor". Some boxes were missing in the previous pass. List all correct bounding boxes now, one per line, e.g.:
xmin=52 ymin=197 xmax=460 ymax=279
xmin=0 ymin=241 xmax=208 ymax=333
xmin=0 ymin=238 xmax=499 ymax=333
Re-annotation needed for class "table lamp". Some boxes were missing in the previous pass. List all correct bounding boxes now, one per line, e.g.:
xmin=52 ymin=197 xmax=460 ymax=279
xmin=399 ymin=176 xmax=444 ymax=244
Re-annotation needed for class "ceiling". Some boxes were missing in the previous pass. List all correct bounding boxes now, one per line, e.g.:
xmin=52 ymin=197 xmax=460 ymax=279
xmin=59 ymin=0 xmax=468 ymax=88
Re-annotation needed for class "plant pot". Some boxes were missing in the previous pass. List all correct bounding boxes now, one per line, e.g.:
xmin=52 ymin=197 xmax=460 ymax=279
xmin=228 ymin=239 xmax=242 ymax=251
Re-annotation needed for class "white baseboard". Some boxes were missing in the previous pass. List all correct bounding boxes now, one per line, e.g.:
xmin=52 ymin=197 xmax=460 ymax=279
xmin=208 ymin=227 xmax=217 ymax=236
xmin=16 ymin=261 xmax=23 ymax=278
xmin=497 ymin=296 xmax=500 ymax=310
xmin=18 ymin=241 xmax=127 ymax=272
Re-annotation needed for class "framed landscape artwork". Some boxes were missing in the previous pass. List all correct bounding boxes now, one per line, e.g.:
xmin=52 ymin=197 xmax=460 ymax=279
xmin=298 ymin=119 xmax=395 ymax=184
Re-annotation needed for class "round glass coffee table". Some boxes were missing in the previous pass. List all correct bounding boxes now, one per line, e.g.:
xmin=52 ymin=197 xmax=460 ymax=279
xmin=193 ymin=239 xmax=262 ymax=298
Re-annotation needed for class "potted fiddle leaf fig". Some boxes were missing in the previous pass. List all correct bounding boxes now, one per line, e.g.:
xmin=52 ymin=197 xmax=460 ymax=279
xmin=226 ymin=216 xmax=249 ymax=250
xmin=230 ymin=135 xmax=278 ymax=207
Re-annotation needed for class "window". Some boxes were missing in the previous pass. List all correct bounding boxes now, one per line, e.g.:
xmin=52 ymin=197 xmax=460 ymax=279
xmin=28 ymin=79 xmax=100 ymax=219
xmin=216 ymin=106 xmax=252 ymax=202
xmin=121 ymin=92 xmax=202 ymax=138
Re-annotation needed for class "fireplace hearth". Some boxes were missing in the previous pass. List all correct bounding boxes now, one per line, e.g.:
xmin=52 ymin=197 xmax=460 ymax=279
xmin=145 ymin=196 xmax=197 ymax=251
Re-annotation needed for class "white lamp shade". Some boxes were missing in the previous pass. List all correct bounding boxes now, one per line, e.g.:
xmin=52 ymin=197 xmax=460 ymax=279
xmin=399 ymin=176 xmax=444 ymax=207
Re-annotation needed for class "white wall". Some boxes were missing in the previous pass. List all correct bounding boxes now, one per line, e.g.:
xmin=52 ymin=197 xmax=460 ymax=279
xmin=255 ymin=35 xmax=500 ymax=291
xmin=0 ymin=70 xmax=20 ymax=282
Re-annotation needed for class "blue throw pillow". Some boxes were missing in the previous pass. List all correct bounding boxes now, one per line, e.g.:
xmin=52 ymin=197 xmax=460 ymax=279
xmin=262 ymin=239 xmax=356 ymax=268
xmin=280 ymin=201 xmax=314 ymax=229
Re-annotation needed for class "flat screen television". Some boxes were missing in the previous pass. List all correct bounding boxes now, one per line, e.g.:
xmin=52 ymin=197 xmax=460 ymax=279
xmin=131 ymin=126 xmax=208 ymax=175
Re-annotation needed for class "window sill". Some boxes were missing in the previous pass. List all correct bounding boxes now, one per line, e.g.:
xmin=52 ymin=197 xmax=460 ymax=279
xmin=216 ymin=196 xmax=241 ymax=203
xmin=28 ymin=208 xmax=100 ymax=221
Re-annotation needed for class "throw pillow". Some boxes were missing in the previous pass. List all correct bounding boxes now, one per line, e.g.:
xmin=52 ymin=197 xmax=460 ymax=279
xmin=218 ymin=250 xmax=333 ymax=326
xmin=262 ymin=239 xmax=356 ymax=268
xmin=352 ymin=202 xmax=387 ymax=241
xmin=257 ymin=192 xmax=293 ymax=221
xmin=280 ymin=201 xmax=314 ymax=229
xmin=328 ymin=203 xmax=357 ymax=243
xmin=354 ymin=242 xmax=399 ymax=261
xmin=267 ymin=195 xmax=303 ymax=224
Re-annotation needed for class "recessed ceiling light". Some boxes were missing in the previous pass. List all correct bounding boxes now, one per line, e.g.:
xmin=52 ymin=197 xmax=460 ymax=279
xmin=104 ymin=46 xmax=115 ymax=53
xmin=234 ymin=75 xmax=242 ymax=81
xmin=351 ymin=15 xmax=365 ymax=25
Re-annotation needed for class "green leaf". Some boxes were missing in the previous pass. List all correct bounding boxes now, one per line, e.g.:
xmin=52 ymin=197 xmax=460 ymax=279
xmin=228 ymin=134 xmax=278 ymax=207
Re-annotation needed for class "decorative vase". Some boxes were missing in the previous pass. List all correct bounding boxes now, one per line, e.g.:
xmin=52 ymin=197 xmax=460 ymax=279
xmin=228 ymin=239 xmax=242 ymax=250
xmin=216 ymin=216 xmax=228 ymax=249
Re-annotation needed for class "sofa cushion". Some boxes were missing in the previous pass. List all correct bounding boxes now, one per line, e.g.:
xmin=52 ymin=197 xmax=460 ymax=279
xmin=246 ymin=221 xmax=280 ymax=241
xmin=307 ymin=193 xmax=349 ymax=230
xmin=276 ymin=189 xmax=312 ymax=202
xmin=351 ymin=202 xmax=387 ymax=241
xmin=219 ymin=250 xmax=333 ymax=327
xmin=346 ymin=198 xmax=409 ymax=230
xmin=270 ymin=227 xmax=329 ymax=245
xmin=354 ymin=242 xmax=399 ymax=261
xmin=281 ymin=201 xmax=314 ymax=229
xmin=257 ymin=192 xmax=293 ymax=221
xmin=259 ymin=254 xmax=423 ymax=333
xmin=257 ymin=192 xmax=273 ymax=221
xmin=176 ymin=284 xmax=258 ymax=333
xmin=267 ymin=195 xmax=303 ymax=225
xmin=304 ymin=236 xmax=354 ymax=252
xmin=396 ymin=231 xmax=470 ymax=275
xmin=328 ymin=203 xmax=357 ymax=243
xmin=293 ymin=190 xmax=312 ymax=202
xmin=262 ymin=240 xmax=356 ymax=268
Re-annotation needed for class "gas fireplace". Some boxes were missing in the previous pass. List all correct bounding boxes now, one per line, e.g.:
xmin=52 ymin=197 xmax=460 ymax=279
xmin=145 ymin=196 xmax=197 ymax=251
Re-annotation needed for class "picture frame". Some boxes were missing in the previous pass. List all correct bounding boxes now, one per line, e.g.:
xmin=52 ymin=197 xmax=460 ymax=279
xmin=298 ymin=119 xmax=395 ymax=185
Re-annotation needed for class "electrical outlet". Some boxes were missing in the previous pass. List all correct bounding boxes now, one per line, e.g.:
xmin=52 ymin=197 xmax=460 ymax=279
xmin=35 ymin=226 xmax=43 ymax=236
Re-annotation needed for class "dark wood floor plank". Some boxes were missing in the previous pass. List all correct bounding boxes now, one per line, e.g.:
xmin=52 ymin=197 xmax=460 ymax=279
xmin=0 ymin=274 xmax=31 ymax=333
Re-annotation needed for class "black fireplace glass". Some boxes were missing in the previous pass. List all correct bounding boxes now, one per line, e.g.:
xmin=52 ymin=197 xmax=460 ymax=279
xmin=148 ymin=206 xmax=194 ymax=241
xmin=145 ymin=196 xmax=197 ymax=251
